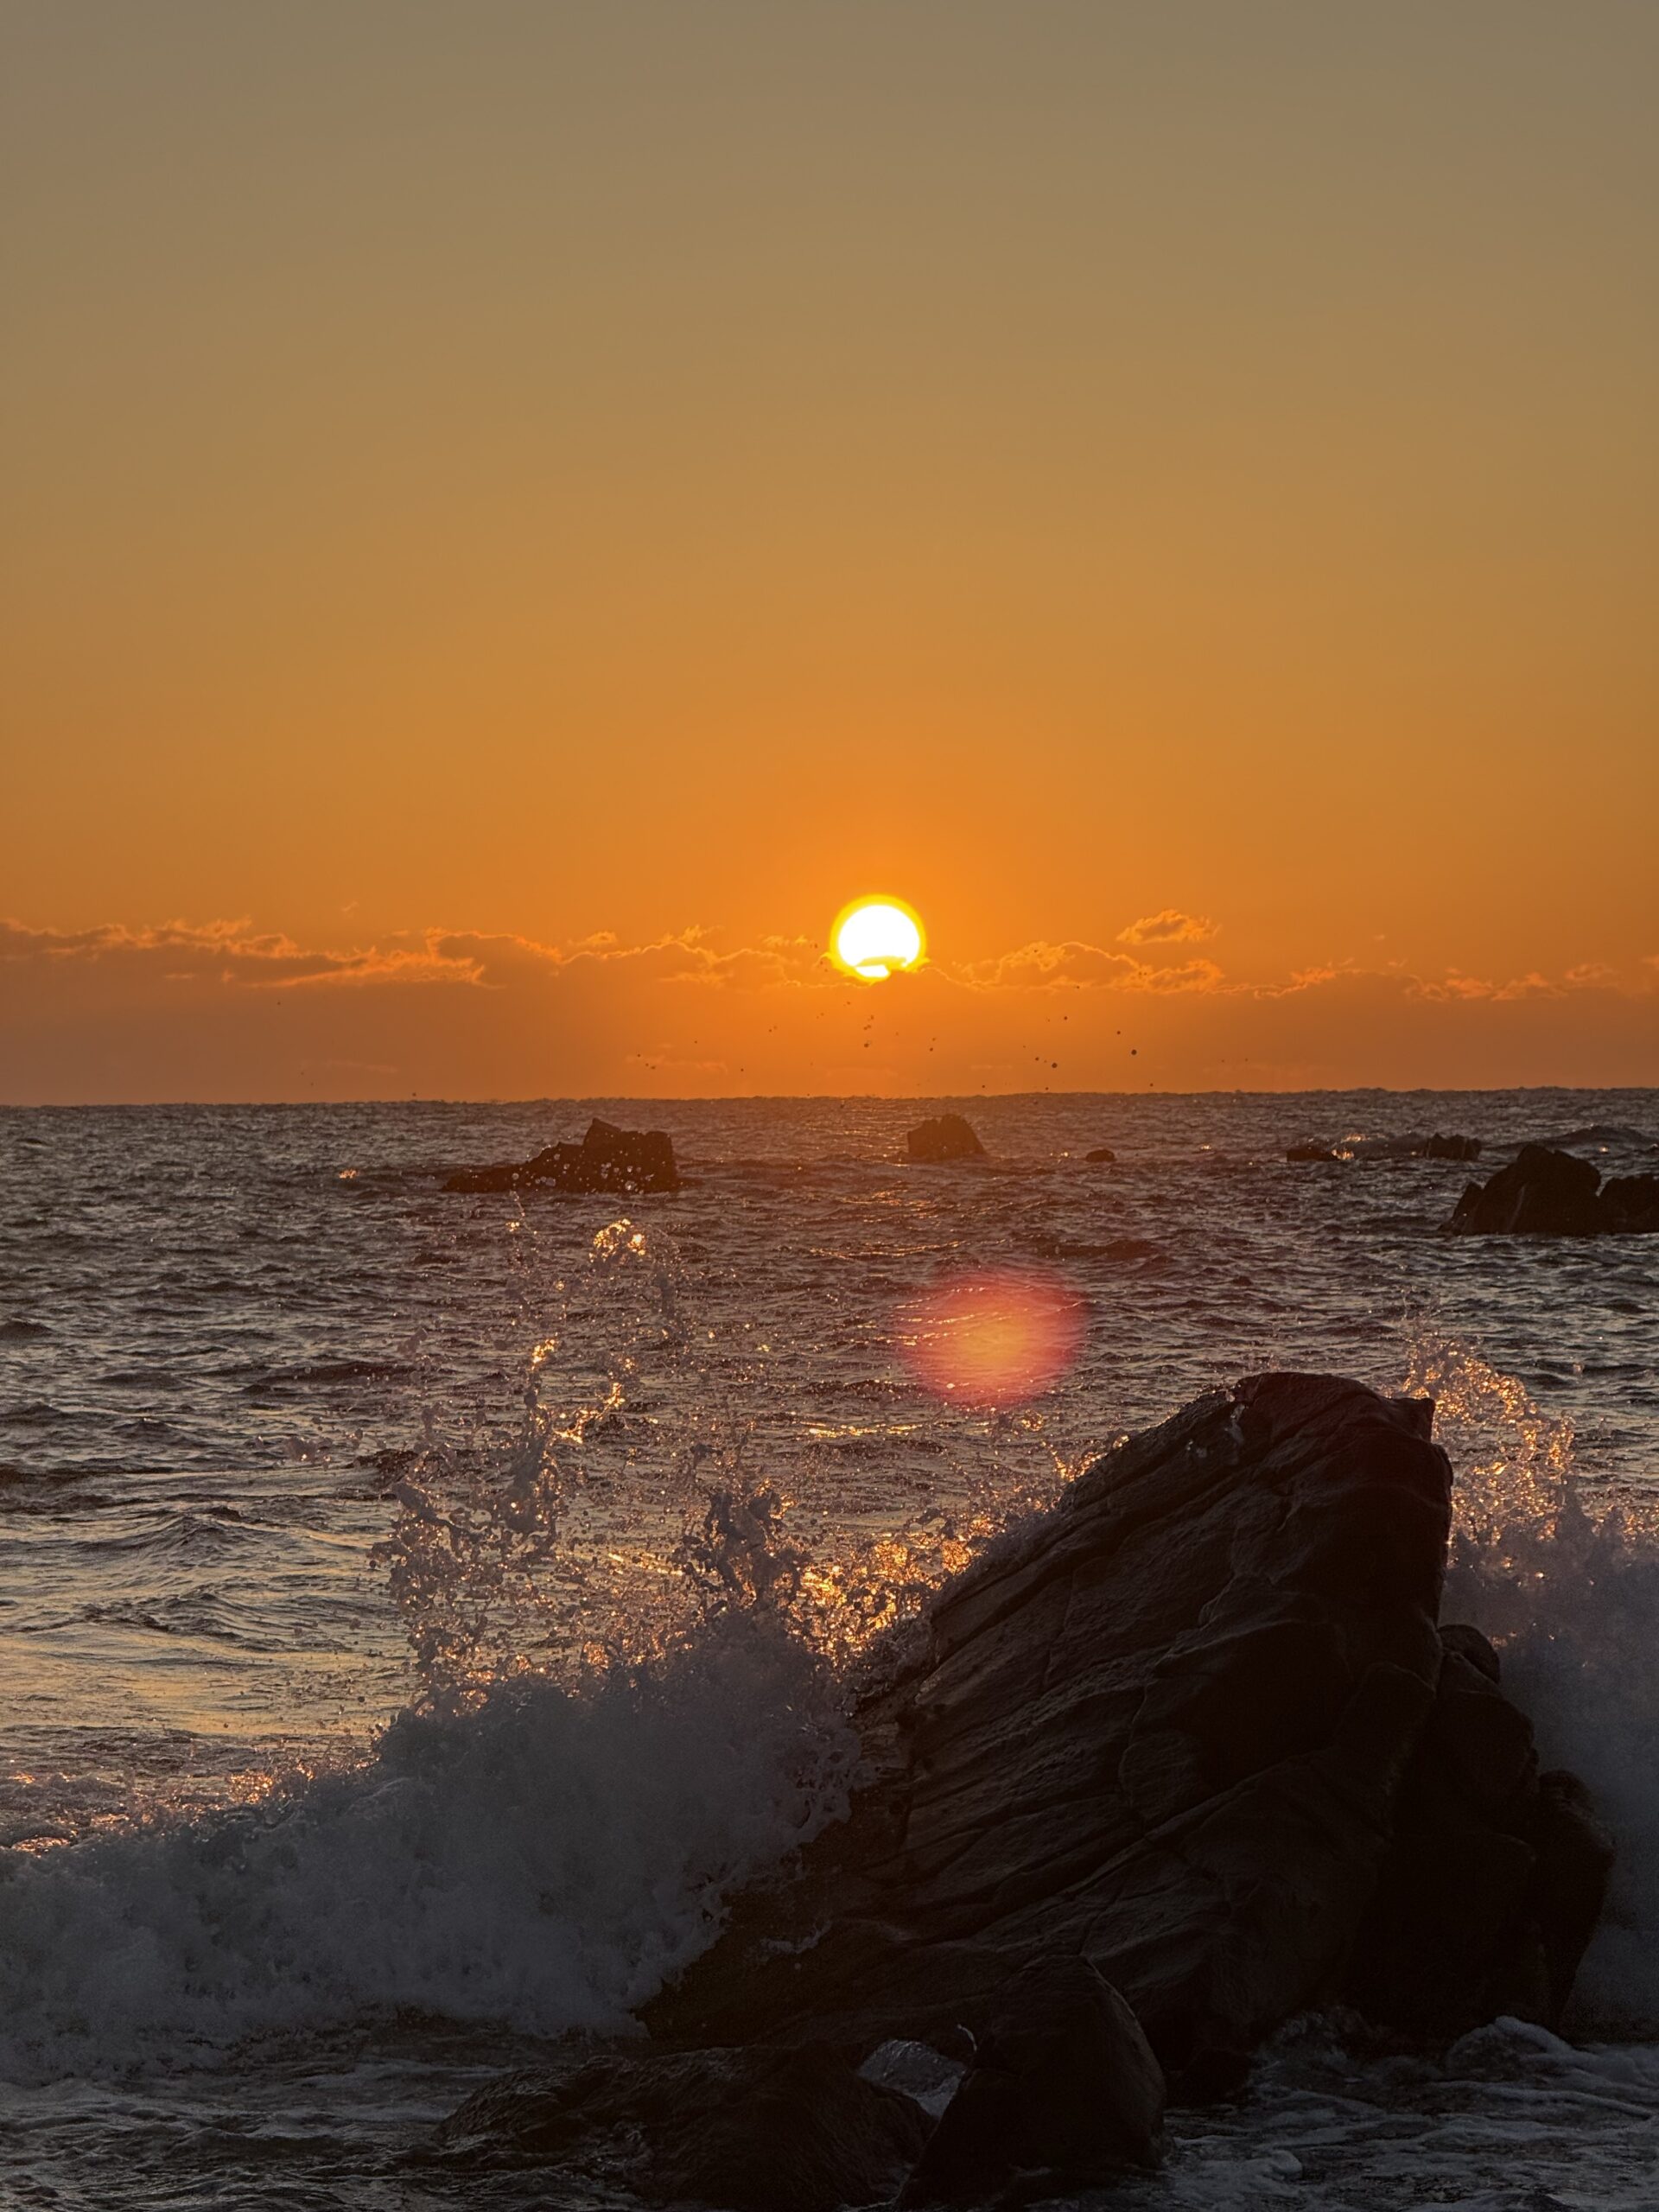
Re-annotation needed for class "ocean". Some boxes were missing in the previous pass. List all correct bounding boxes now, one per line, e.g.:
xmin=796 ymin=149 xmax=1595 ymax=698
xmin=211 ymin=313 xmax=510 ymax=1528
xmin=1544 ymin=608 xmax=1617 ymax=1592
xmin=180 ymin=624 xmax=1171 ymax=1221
xmin=0 ymin=1091 xmax=1655 ymax=2209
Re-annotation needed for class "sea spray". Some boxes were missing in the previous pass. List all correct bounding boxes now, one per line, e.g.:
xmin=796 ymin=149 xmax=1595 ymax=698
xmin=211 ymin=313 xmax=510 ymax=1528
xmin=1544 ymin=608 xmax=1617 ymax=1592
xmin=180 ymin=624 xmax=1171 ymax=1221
xmin=1405 ymin=1330 xmax=1659 ymax=2032
xmin=0 ymin=1607 xmax=855 ymax=2080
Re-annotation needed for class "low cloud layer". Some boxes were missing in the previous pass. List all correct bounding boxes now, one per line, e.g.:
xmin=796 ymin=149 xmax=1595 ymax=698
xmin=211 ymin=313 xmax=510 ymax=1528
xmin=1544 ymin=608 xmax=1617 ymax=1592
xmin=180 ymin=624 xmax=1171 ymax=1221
xmin=3 ymin=914 xmax=1655 ymax=1101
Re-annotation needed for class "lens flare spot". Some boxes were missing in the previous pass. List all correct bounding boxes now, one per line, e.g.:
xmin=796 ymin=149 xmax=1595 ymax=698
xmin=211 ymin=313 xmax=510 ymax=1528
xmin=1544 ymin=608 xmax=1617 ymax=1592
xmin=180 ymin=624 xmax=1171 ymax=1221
xmin=899 ymin=1269 xmax=1086 ymax=1409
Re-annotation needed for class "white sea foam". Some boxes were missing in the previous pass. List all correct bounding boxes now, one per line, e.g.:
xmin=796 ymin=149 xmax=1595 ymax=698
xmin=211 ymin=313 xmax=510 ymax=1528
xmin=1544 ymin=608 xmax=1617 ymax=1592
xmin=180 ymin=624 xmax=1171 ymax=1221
xmin=0 ymin=1611 xmax=853 ymax=2080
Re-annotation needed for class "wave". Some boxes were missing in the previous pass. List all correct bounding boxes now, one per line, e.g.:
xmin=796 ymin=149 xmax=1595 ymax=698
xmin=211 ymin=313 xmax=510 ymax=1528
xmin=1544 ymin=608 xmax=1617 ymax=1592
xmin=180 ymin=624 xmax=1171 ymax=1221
xmin=0 ymin=1610 xmax=852 ymax=2081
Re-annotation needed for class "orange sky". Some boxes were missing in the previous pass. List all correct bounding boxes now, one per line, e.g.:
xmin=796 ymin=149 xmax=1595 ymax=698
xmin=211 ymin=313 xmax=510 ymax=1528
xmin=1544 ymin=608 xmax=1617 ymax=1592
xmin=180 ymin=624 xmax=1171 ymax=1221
xmin=3 ymin=3 xmax=1655 ymax=1101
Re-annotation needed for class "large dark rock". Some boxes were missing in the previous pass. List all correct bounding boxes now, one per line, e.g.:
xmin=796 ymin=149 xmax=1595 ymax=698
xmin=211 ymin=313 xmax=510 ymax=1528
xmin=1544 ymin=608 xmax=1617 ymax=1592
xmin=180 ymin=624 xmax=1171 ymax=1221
xmin=1343 ymin=1624 xmax=1615 ymax=2037
xmin=899 ymin=1955 xmax=1163 ymax=2205
xmin=432 ymin=2043 xmax=931 ymax=2211
xmin=907 ymin=1114 xmax=986 ymax=1162
xmin=445 ymin=1118 xmax=681 ymax=1197
xmin=645 ymin=1375 xmax=1610 ymax=2091
xmin=1448 ymin=1144 xmax=1658 ymax=1235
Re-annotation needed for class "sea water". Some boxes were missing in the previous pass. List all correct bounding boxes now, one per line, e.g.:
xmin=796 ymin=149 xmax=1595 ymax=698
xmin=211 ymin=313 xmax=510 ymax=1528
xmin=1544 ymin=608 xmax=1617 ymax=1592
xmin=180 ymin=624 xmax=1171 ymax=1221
xmin=0 ymin=1092 xmax=1655 ymax=2208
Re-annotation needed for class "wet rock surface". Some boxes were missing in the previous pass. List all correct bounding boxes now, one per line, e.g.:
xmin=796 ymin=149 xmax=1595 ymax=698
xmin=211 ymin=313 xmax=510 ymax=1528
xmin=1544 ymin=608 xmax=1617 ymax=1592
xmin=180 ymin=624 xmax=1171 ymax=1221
xmin=906 ymin=1113 xmax=986 ymax=1162
xmin=1448 ymin=1143 xmax=1659 ymax=1235
xmin=444 ymin=1117 xmax=682 ymax=1196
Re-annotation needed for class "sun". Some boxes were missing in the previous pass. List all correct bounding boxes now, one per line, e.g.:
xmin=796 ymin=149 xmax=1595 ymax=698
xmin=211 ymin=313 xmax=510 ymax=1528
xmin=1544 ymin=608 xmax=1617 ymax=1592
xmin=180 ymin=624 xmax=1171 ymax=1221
xmin=830 ymin=895 xmax=925 ymax=981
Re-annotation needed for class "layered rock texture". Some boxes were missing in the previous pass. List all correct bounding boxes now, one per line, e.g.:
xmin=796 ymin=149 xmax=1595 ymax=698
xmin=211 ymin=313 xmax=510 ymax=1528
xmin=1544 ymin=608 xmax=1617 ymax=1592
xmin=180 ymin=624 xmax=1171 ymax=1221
xmin=445 ymin=1118 xmax=682 ymax=1196
xmin=1449 ymin=1143 xmax=1659 ymax=1235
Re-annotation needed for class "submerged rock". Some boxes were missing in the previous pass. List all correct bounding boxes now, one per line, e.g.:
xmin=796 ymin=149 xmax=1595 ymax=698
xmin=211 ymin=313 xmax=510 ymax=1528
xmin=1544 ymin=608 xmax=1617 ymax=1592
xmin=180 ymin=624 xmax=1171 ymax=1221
xmin=445 ymin=1118 xmax=681 ymax=1197
xmin=646 ymin=1375 xmax=1609 ymax=2088
xmin=1448 ymin=1144 xmax=1658 ymax=1236
xmin=433 ymin=2044 xmax=930 ymax=2211
xmin=1288 ymin=1134 xmax=1481 ymax=1165
xmin=906 ymin=1114 xmax=985 ymax=1162
xmin=1084 ymin=1145 xmax=1118 ymax=1163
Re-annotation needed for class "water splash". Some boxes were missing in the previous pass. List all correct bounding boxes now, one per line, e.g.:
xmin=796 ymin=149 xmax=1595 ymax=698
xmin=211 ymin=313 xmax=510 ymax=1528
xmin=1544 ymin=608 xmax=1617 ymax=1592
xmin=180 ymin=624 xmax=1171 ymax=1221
xmin=1401 ymin=1327 xmax=1659 ymax=2031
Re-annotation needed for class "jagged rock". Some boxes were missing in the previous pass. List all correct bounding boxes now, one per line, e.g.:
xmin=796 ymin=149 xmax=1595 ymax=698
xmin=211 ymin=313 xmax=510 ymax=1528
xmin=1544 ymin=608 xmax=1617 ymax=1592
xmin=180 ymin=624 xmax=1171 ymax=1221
xmin=1418 ymin=1133 xmax=1483 ymax=1160
xmin=431 ymin=2043 xmax=931 ymax=2210
xmin=1084 ymin=1145 xmax=1117 ymax=1163
xmin=647 ymin=1376 xmax=1606 ymax=2091
xmin=906 ymin=1114 xmax=985 ymax=1162
xmin=445 ymin=1119 xmax=681 ymax=1197
xmin=1448 ymin=1145 xmax=1658 ymax=1236
xmin=1342 ymin=1625 xmax=1615 ymax=2036
xmin=899 ymin=1956 xmax=1163 ymax=2204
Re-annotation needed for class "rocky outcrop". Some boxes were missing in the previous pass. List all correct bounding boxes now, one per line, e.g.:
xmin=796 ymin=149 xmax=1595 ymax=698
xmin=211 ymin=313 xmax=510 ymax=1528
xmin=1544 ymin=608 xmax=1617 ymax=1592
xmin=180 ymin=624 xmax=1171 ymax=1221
xmin=445 ymin=1119 xmax=681 ymax=1197
xmin=906 ymin=1114 xmax=985 ymax=1162
xmin=646 ymin=1376 xmax=1609 ymax=2089
xmin=440 ymin=1375 xmax=1612 ymax=2199
xmin=1448 ymin=1144 xmax=1659 ymax=1236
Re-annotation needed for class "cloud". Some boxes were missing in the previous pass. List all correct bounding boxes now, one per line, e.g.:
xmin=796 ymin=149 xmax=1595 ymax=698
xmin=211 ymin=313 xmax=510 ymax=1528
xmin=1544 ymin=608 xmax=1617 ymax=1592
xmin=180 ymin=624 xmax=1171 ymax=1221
xmin=1116 ymin=909 xmax=1217 ymax=946
xmin=3 ymin=912 xmax=1656 ymax=1103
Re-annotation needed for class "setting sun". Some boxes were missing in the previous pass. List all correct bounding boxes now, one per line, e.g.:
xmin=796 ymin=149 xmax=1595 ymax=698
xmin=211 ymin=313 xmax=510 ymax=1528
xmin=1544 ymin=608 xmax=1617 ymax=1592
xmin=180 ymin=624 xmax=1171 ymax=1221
xmin=830 ymin=897 xmax=925 ymax=982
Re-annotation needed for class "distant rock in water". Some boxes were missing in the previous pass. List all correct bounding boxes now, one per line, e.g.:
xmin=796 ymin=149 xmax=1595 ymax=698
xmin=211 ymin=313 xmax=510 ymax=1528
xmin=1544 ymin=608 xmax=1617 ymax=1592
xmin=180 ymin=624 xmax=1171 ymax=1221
xmin=1448 ymin=1143 xmax=1659 ymax=1236
xmin=906 ymin=1114 xmax=985 ymax=1162
xmin=645 ymin=1375 xmax=1610 ymax=2090
xmin=1084 ymin=1145 xmax=1117 ymax=1163
xmin=1287 ymin=1133 xmax=1481 ymax=1165
xmin=445 ymin=1118 xmax=682 ymax=1196
xmin=1416 ymin=1132 xmax=1483 ymax=1160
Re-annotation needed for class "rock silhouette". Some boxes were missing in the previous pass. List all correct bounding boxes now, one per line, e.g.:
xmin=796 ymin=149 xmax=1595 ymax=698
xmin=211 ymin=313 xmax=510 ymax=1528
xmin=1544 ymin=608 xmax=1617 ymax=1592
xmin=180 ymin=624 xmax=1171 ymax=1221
xmin=645 ymin=1375 xmax=1609 ymax=2087
xmin=1448 ymin=1143 xmax=1659 ymax=1235
xmin=445 ymin=1119 xmax=681 ymax=1196
xmin=1084 ymin=1145 xmax=1118 ymax=1163
xmin=906 ymin=1114 xmax=986 ymax=1162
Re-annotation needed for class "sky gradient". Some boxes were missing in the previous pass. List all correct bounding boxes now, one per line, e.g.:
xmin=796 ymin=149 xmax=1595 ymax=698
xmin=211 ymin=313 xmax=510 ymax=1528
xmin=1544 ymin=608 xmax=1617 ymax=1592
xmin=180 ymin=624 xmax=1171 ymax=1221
xmin=3 ymin=2 xmax=1655 ymax=1099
